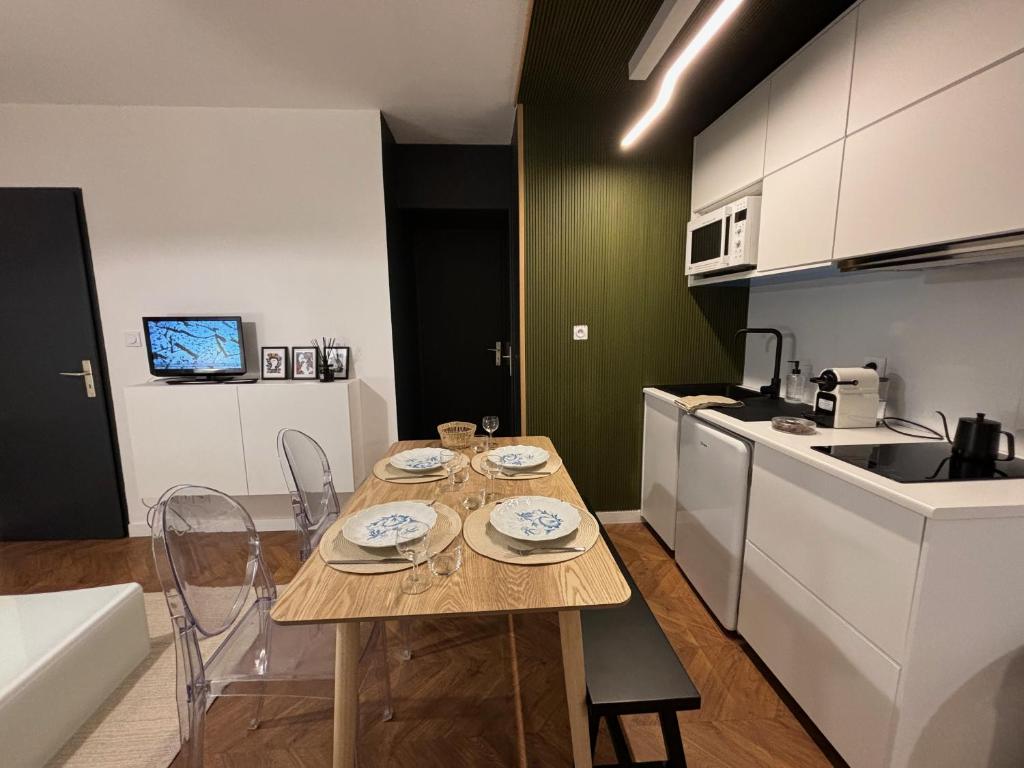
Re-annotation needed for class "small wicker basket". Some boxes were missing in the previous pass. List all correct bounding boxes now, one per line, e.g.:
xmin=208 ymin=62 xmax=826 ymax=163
xmin=437 ymin=421 xmax=476 ymax=449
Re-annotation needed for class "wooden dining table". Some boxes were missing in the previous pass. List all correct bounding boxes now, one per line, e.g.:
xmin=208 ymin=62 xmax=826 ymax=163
xmin=271 ymin=435 xmax=631 ymax=768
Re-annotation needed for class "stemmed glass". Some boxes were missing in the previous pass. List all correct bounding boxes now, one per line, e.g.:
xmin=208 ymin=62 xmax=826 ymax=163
xmin=394 ymin=520 xmax=431 ymax=595
xmin=482 ymin=415 xmax=499 ymax=451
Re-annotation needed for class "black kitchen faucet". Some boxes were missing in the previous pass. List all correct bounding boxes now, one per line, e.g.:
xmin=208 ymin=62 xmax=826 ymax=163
xmin=735 ymin=327 xmax=783 ymax=399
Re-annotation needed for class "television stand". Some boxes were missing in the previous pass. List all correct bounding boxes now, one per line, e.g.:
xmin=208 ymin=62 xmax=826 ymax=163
xmin=163 ymin=375 xmax=257 ymax=385
xmin=123 ymin=379 xmax=365 ymax=526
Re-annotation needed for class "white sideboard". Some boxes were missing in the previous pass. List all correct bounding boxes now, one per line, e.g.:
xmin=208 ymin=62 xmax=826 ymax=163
xmin=124 ymin=379 xmax=366 ymax=503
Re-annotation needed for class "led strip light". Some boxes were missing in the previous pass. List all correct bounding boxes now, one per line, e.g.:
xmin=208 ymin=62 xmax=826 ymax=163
xmin=621 ymin=0 xmax=745 ymax=149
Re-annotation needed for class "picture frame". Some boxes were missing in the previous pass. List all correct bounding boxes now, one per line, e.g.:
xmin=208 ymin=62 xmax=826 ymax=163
xmin=291 ymin=347 xmax=318 ymax=380
xmin=260 ymin=346 xmax=288 ymax=379
xmin=325 ymin=346 xmax=350 ymax=380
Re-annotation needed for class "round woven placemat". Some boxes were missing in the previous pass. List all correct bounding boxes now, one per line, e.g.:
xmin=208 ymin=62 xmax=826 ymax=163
xmin=470 ymin=452 xmax=564 ymax=480
xmin=317 ymin=501 xmax=462 ymax=574
xmin=372 ymin=454 xmax=468 ymax=484
xmin=462 ymin=500 xmax=598 ymax=565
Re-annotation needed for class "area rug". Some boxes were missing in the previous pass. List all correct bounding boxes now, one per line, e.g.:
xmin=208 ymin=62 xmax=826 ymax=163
xmin=45 ymin=592 xmax=181 ymax=767
xmin=47 ymin=589 xmax=263 ymax=768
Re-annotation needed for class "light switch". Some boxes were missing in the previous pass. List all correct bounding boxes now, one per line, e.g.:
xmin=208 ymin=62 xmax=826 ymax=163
xmin=125 ymin=331 xmax=142 ymax=348
xmin=572 ymin=325 xmax=588 ymax=341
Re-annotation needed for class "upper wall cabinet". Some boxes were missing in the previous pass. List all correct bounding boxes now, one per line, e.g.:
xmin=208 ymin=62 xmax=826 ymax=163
xmin=763 ymin=11 xmax=856 ymax=175
xmin=691 ymin=81 xmax=769 ymax=213
xmin=834 ymin=52 xmax=1024 ymax=260
xmin=758 ymin=140 xmax=844 ymax=272
xmin=848 ymin=0 xmax=1024 ymax=132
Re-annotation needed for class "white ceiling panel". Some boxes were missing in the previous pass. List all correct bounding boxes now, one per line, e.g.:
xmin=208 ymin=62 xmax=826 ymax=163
xmin=0 ymin=0 xmax=529 ymax=143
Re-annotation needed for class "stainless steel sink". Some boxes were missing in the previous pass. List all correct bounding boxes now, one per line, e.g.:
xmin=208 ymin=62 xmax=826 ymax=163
xmin=651 ymin=382 xmax=812 ymax=422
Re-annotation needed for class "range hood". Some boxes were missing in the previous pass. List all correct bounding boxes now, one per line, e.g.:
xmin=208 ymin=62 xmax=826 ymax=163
xmin=837 ymin=230 xmax=1024 ymax=273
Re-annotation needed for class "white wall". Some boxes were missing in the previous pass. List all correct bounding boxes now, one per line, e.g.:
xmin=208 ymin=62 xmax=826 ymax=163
xmin=743 ymin=260 xmax=1024 ymax=442
xmin=0 ymin=104 xmax=397 ymax=530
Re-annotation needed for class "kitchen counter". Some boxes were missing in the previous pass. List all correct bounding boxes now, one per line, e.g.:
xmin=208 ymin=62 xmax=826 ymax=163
xmin=644 ymin=387 xmax=1024 ymax=520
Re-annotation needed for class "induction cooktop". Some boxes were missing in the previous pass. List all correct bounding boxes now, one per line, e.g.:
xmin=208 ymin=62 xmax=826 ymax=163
xmin=812 ymin=442 xmax=1024 ymax=483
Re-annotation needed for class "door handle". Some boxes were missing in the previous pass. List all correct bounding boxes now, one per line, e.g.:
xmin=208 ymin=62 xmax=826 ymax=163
xmin=59 ymin=359 xmax=97 ymax=398
xmin=487 ymin=342 xmax=502 ymax=367
xmin=501 ymin=342 xmax=512 ymax=377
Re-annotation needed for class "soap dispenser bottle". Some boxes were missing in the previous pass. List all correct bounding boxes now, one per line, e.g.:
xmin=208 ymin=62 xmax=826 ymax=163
xmin=784 ymin=360 xmax=805 ymax=403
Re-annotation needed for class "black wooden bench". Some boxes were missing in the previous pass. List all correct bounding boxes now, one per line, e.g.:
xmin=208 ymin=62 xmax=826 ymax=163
xmin=581 ymin=528 xmax=701 ymax=767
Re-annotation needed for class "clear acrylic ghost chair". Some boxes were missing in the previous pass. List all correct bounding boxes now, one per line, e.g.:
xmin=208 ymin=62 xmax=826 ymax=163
xmin=151 ymin=484 xmax=338 ymax=767
xmin=277 ymin=428 xmax=400 ymax=714
xmin=276 ymin=428 xmax=343 ymax=562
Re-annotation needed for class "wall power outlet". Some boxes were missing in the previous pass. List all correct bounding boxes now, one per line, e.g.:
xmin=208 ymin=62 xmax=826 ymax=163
xmin=864 ymin=356 xmax=887 ymax=375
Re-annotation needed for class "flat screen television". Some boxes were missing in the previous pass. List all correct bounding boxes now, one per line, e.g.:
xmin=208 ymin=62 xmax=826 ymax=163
xmin=143 ymin=316 xmax=246 ymax=379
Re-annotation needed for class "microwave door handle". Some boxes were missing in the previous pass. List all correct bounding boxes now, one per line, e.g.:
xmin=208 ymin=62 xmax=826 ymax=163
xmin=723 ymin=214 xmax=731 ymax=256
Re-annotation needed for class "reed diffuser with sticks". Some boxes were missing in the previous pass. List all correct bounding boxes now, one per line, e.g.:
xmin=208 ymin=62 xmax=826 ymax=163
xmin=311 ymin=337 xmax=337 ymax=382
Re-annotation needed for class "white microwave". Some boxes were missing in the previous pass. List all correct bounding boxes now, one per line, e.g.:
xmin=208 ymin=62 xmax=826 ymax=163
xmin=685 ymin=196 xmax=761 ymax=276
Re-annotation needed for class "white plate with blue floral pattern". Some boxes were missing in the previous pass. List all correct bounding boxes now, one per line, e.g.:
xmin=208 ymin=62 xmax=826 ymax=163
xmin=488 ymin=496 xmax=581 ymax=542
xmin=487 ymin=445 xmax=551 ymax=471
xmin=389 ymin=448 xmax=455 ymax=473
xmin=341 ymin=501 xmax=438 ymax=548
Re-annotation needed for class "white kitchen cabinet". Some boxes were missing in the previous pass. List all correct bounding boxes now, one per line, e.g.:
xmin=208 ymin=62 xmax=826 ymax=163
xmin=739 ymin=542 xmax=900 ymax=768
xmin=125 ymin=379 xmax=364 ymax=501
xmin=746 ymin=447 xmax=922 ymax=661
xmin=737 ymin=437 xmax=1024 ymax=767
xmin=640 ymin=390 xmax=680 ymax=549
xmin=890 ymin=516 xmax=1024 ymax=768
xmin=756 ymin=140 xmax=844 ymax=272
xmin=763 ymin=10 xmax=856 ymax=174
xmin=124 ymin=385 xmax=247 ymax=498
xmin=848 ymin=0 xmax=1024 ymax=132
xmin=834 ymin=52 xmax=1024 ymax=260
xmin=691 ymin=81 xmax=769 ymax=213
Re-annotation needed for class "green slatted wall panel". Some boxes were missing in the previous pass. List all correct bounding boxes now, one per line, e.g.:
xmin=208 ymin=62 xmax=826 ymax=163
xmin=523 ymin=103 xmax=748 ymax=511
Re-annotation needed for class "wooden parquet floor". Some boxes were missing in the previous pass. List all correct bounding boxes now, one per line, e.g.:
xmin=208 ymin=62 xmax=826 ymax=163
xmin=0 ymin=524 xmax=841 ymax=767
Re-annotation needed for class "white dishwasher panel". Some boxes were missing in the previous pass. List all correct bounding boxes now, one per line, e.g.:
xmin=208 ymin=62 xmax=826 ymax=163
xmin=674 ymin=416 xmax=752 ymax=630
xmin=640 ymin=392 xmax=681 ymax=549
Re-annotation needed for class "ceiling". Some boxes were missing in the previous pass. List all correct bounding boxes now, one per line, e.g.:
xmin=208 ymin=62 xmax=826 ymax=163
xmin=519 ymin=0 xmax=855 ymax=138
xmin=0 ymin=0 xmax=530 ymax=144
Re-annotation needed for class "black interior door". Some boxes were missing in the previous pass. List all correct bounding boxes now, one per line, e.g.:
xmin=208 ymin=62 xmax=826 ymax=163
xmin=0 ymin=188 xmax=127 ymax=539
xmin=402 ymin=209 xmax=516 ymax=439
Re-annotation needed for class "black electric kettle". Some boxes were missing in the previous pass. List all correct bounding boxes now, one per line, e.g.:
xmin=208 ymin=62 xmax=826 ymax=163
xmin=939 ymin=412 xmax=1016 ymax=462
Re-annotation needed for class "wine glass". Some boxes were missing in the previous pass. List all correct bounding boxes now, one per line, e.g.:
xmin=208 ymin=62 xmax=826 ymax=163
xmin=482 ymin=415 xmax=499 ymax=451
xmin=394 ymin=520 xmax=431 ymax=595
